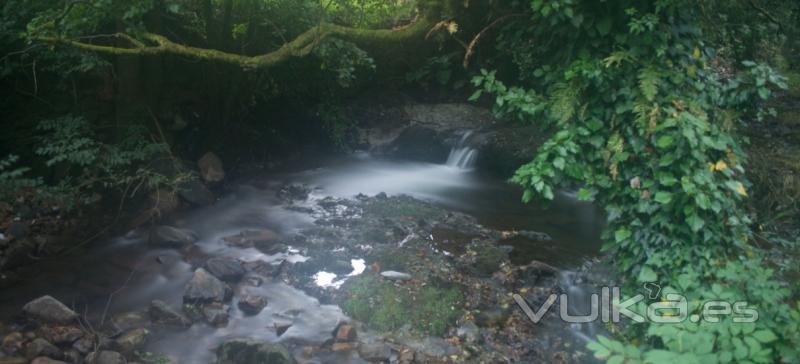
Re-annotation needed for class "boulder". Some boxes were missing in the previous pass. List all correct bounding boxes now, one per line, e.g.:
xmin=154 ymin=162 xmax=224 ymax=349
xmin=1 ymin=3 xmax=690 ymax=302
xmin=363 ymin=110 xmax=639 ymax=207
xmin=148 ymin=300 xmax=192 ymax=328
xmin=114 ymin=328 xmax=148 ymax=353
xmin=85 ymin=350 xmax=124 ymax=364
xmin=198 ymin=152 xmax=225 ymax=183
xmin=110 ymin=311 xmax=150 ymax=331
xmin=148 ymin=226 xmax=197 ymax=248
xmin=24 ymin=338 xmax=60 ymax=360
xmin=204 ymin=257 xmax=245 ymax=282
xmin=183 ymin=268 xmax=232 ymax=304
xmin=178 ymin=180 xmax=216 ymax=206
xmin=237 ymin=295 xmax=267 ymax=316
xmin=22 ymin=296 xmax=78 ymax=324
xmin=216 ymin=339 xmax=294 ymax=364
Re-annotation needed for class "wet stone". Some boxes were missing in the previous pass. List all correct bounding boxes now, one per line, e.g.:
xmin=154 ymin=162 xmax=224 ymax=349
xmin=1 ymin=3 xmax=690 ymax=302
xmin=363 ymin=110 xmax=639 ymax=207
xmin=114 ymin=328 xmax=148 ymax=353
xmin=148 ymin=226 xmax=197 ymax=248
xmin=23 ymin=296 xmax=78 ymax=324
xmin=183 ymin=268 xmax=233 ymax=304
xmin=222 ymin=229 xmax=278 ymax=249
xmin=333 ymin=323 xmax=357 ymax=342
xmin=85 ymin=350 xmax=125 ymax=364
xmin=24 ymin=338 xmax=60 ymax=360
xmin=216 ymin=339 xmax=294 ymax=364
xmin=237 ymin=295 xmax=267 ymax=316
xmin=148 ymin=300 xmax=192 ymax=328
xmin=204 ymin=257 xmax=245 ymax=282
xmin=1 ymin=332 xmax=24 ymax=355
xmin=202 ymin=303 xmax=230 ymax=327
xmin=30 ymin=358 xmax=66 ymax=364
xmin=358 ymin=342 xmax=392 ymax=362
xmin=39 ymin=326 xmax=83 ymax=345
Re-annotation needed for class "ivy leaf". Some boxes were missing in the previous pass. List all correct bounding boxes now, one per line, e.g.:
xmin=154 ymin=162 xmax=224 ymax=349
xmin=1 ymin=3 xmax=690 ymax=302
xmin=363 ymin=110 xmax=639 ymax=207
xmin=687 ymin=214 xmax=705 ymax=232
xmin=615 ymin=228 xmax=632 ymax=243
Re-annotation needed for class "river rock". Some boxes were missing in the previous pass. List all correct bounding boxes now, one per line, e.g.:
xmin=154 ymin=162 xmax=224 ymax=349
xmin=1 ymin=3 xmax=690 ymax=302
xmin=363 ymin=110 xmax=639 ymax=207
xmin=111 ymin=311 xmax=150 ymax=331
xmin=198 ymin=152 xmax=225 ymax=183
xmin=148 ymin=226 xmax=197 ymax=248
xmin=333 ymin=323 xmax=357 ymax=342
xmin=40 ymin=326 xmax=83 ymax=345
xmin=85 ymin=350 xmax=124 ymax=364
xmin=222 ymin=229 xmax=279 ymax=249
xmin=237 ymin=295 xmax=267 ymax=315
xmin=1 ymin=332 xmax=24 ymax=354
xmin=178 ymin=180 xmax=216 ymax=206
xmin=30 ymin=358 xmax=66 ymax=364
xmin=216 ymin=339 xmax=294 ymax=364
xmin=380 ymin=271 xmax=412 ymax=281
xmin=456 ymin=321 xmax=480 ymax=343
xmin=204 ymin=257 xmax=245 ymax=282
xmin=202 ymin=303 xmax=230 ymax=327
xmin=276 ymin=183 xmax=311 ymax=202
xmin=23 ymin=296 xmax=78 ymax=324
xmin=358 ymin=342 xmax=392 ymax=362
xmin=184 ymin=268 xmax=232 ymax=304
xmin=114 ymin=328 xmax=148 ymax=353
xmin=148 ymin=300 xmax=192 ymax=328
xmin=24 ymin=338 xmax=60 ymax=360
xmin=331 ymin=342 xmax=355 ymax=352
xmin=72 ymin=337 xmax=94 ymax=354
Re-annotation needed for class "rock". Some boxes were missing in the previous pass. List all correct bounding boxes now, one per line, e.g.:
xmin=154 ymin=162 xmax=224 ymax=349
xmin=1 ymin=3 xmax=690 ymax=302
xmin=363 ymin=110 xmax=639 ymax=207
xmin=333 ymin=323 xmax=357 ymax=342
xmin=198 ymin=152 xmax=225 ymax=183
xmin=0 ymin=358 xmax=27 ymax=364
xmin=358 ymin=343 xmax=392 ymax=362
xmin=237 ymin=295 xmax=267 ymax=316
xmin=114 ymin=328 xmax=148 ymax=353
xmin=380 ymin=271 xmax=412 ymax=281
xmin=331 ymin=342 xmax=355 ymax=352
xmin=24 ymin=338 xmax=60 ymax=360
xmin=222 ymin=229 xmax=279 ymax=249
xmin=148 ymin=300 xmax=192 ymax=328
xmin=23 ymin=296 xmax=78 ymax=324
xmin=202 ymin=303 xmax=230 ymax=327
xmin=5 ymin=222 xmax=29 ymax=239
xmin=85 ymin=351 xmax=124 ymax=364
xmin=62 ymin=349 xmax=82 ymax=364
xmin=40 ymin=326 xmax=83 ymax=345
xmin=178 ymin=180 xmax=216 ymax=206
xmin=148 ymin=226 xmax=197 ymax=248
xmin=30 ymin=358 xmax=66 ymax=364
xmin=111 ymin=311 xmax=150 ymax=331
xmin=216 ymin=339 xmax=294 ymax=364
xmin=273 ymin=322 xmax=292 ymax=337
xmin=183 ymin=268 xmax=232 ymax=304
xmin=204 ymin=257 xmax=245 ymax=282
xmin=72 ymin=337 xmax=94 ymax=354
xmin=456 ymin=321 xmax=480 ymax=343
xmin=276 ymin=183 xmax=311 ymax=202
xmin=1 ymin=332 xmax=24 ymax=354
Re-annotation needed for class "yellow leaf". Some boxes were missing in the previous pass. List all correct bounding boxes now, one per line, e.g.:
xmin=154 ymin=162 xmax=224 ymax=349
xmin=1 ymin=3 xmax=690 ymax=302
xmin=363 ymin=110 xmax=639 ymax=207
xmin=736 ymin=182 xmax=748 ymax=197
xmin=447 ymin=22 xmax=459 ymax=34
xmin=714 ymin=160 xmax=728 ymax=171
xmin=707 ymin=162 xmax=716 ymax=171
xmin=693 ymin=47 xmax=701 ymax=60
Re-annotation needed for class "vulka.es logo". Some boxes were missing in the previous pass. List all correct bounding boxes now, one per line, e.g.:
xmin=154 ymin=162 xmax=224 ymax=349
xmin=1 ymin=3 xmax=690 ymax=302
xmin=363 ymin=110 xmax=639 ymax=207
xmin=513 ymin=286 xmax=758 ymax=324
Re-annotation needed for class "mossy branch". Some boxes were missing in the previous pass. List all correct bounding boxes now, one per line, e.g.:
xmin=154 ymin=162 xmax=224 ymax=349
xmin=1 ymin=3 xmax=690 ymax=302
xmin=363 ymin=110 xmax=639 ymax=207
xmin=37 ymin=12 xmax=437 ymax=69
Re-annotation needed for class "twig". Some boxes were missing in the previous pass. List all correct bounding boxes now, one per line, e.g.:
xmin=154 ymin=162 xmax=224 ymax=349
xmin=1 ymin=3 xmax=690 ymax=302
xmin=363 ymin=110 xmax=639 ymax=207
xmin=100 ymin=267 xmax=137 ymax=327
xmin=463 ymin=13 xmax=525 ymax=68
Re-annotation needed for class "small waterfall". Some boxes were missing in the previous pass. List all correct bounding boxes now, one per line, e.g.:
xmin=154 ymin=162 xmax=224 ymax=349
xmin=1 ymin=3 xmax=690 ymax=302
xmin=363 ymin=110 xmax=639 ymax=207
xmin=558 ymin=270 xmax=600 ymax=339
xmin=446 ymin=131 xmax=478 ymax=169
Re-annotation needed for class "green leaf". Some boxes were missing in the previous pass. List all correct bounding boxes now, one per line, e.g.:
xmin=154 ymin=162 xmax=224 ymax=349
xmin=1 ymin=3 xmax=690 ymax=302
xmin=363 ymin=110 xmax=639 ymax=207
xmin=577 ymin=188 xmax=593 ymax=201
xmin=468 ymin=90 xmax=482 ymax=101
xmin=687 ymin=214 xmax=705 ymax=232
xmin=752 ymin=330 xmax=777 ymax=343
xmin=656 ymin=135 xmax=674 ymax=148
xmin=638 ymin=266 xmax=657 ymax=282
xmin=596 ymin=17 xmax=613 ymax=35
xmin=615 ymin=228 xmax=632 ymax=243
xmin=654 ymin=191 xmax=673 ymax=204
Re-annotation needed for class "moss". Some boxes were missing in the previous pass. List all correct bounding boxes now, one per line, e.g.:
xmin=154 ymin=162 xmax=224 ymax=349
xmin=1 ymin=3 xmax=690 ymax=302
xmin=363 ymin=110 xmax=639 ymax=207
xmin=342 ymin=275 xmax=463 ymax=336
xmin=472 ymin=244 xmax=508 ymax=276
xmin=363 ymin=196 xmax=442 ymax=220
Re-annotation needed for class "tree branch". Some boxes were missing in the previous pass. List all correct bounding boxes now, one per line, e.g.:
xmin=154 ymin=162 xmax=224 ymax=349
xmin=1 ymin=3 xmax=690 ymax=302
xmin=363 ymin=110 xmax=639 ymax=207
xmin=37 ymin=10 xmax=438 ymax=69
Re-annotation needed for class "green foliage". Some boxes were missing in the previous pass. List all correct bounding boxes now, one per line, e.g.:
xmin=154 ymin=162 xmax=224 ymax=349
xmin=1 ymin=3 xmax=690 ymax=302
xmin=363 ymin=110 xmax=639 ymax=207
xmin=342 ymin=274 xmax=463 ymax=336
xmin=8 ymin=115 xmax=183 ymax=210
xmin=0 ymin=155 xmax=42 ymax=202
xmin=406 ymin=52 xmax=468 ymax=90
xmin=472 ymin=0 xmax=799 ymax=362
xmin=313 ymin=38 xmax=375 ymax=88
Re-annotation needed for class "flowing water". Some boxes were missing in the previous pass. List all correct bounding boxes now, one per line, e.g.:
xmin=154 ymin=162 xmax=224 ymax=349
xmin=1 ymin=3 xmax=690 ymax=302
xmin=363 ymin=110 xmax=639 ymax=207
xmin=0 ymin=136 xmax=605 ymax=362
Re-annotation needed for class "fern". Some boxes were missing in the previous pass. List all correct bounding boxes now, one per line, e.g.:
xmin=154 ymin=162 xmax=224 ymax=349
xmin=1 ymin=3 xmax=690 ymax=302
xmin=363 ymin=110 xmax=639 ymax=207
xmin=638 ymin=66 xmax=661 ymax=101
xmin=549 ymin=81 xmax=581 ymax=125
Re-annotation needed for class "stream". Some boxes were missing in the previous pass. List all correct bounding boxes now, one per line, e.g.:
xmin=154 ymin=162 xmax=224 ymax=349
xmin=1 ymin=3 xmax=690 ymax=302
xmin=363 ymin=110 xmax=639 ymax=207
xmin=0 ymin=139 xmax=605 ymax=363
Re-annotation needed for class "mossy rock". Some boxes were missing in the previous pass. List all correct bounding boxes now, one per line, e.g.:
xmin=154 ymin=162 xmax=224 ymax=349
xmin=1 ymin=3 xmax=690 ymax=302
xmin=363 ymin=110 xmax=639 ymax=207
xmin=472 ymin=244 xmax=509 ymax=276
xmin=216 ymin=339 xmax=294 ymax=364
xmin=341 ymin=275 xmax=463 ymax=336
xmin=363 ymin=196 xmax=442 ymax=220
